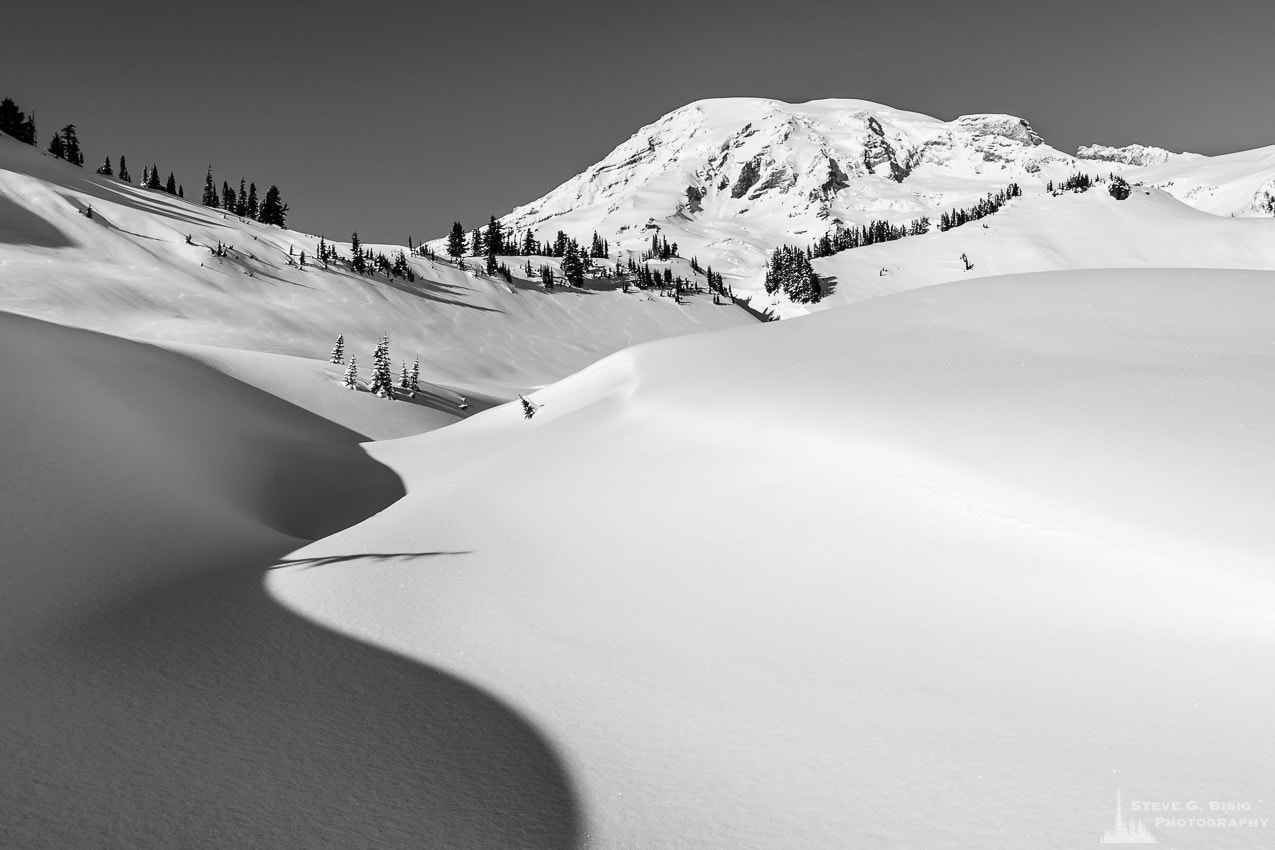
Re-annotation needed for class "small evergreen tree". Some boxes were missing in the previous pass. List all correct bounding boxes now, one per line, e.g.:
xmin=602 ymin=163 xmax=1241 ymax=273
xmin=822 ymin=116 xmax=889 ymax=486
xmin=118 ymin=155 xmax=130 ymax=183
xmin=146 ymin=164 xmax=162 ymax=190
xmin=1109 ymin=175 xmax=1132 ymax=201
xmin=165 ymin=172 xmax=177 ymax=195
xmin=95 ymin=156 xmax=113 ymax=176
xmin=47 ymin=132 xmax=65 ymax=160
xmin=560 ymin=242 xmax=585 ymax=286
xmin=409 ymin=358 xmax=420 ymax=394
xmin=350 ymin=232 xmax=366 ymax=273
xmin=202 ymin=166 xmax=219 ymax=207
xmin=447 ymin=221 xmax=466 ymax=260
xmin=329 ymin=334 xmax=345 ymax=364
xmin=343 ymin=356 xmax=358 ymax=389
xmin=247 ymin=182 xmax=259 ymax=219
xmin=369 ymin=335 xmax=394 ymax=399
xmin=258 ymin=185 xmax=287 ymax=226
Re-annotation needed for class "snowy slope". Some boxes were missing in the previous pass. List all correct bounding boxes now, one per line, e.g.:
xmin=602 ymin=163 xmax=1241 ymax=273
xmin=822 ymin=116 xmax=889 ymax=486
xmin=0 ymin=311 xmax=577 ymax=848
xmin=0 ymin=131 xmax=755 ymax=404
xmin=796 ymin=182 xmax=1275 ymax=316
xmin=1122 ymin=142 xmax=1275 ymax=217
xmin=269 ymin=268 xmax=1275 ymax=848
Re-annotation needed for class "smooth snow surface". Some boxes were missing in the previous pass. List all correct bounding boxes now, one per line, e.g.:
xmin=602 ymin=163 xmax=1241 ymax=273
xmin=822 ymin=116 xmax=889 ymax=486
xmin=0 ymin=312 xmax=578 ymax=848
xmin=269 ymin=269 xmax=1275 ymax=848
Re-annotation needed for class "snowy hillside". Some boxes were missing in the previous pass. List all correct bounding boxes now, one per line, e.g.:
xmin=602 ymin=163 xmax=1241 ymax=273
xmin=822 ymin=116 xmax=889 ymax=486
xmin=795 ymin=182 xmax=1275 ymax=317
xmin=0 ymin=131 xmax=755 ymax=412
xmin=1122 ymin=142 xmax=1275 ymax=217
xmin=268 ymin=268 xmax=1275 ymax=848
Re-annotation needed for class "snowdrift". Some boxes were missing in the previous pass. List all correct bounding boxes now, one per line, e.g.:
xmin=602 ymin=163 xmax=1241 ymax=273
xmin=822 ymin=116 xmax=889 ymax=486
xmin=272 ymin=268 xmax=1275 ymax=848
xmin=803 ymin=184 xmax=1275 ymax=315
xmin=0 ymin=312 xmax=578 ymax=848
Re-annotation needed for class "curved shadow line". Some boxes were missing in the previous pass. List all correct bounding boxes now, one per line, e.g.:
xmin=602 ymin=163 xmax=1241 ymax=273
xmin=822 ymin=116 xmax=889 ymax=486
xmin=0 ymin=315 xmax=581 ymax=849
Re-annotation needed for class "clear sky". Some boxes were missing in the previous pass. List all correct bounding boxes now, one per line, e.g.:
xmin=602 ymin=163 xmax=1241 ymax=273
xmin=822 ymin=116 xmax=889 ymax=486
xmin=3 ymin=0 xmax=1272 ymax=243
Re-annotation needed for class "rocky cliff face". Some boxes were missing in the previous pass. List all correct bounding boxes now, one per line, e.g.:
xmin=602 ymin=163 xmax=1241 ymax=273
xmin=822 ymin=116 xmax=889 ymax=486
xmin=1076 ymin=143 xmax=1196 ymax=167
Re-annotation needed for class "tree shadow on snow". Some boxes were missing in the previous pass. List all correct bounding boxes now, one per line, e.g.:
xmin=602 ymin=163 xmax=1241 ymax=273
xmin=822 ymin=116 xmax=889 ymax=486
xmin=272 ymin=551 xmax=475 ymax=570
xmin=0 ymin=192 xmax=76 ymax=247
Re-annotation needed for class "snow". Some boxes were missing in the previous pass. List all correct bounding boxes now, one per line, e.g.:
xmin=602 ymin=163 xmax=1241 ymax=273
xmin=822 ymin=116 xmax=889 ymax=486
xmin=467 ymin=97 xmax=1275 ymax=316
xmin=1121 ymin=142 xmax=1275 ymax=217
xmin=3 ymin=107 xmax=1275 ymax=849
xmin=798 ymin=183 xmax=1275 ymax=317
xmin=0 ymin=131 xmax=755 ymax=403
xmin=267 ymin=269 xmax=1275 ymax=848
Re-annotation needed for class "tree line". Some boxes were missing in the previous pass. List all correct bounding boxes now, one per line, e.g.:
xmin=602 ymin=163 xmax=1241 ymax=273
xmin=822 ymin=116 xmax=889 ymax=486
xmin=812 ymin=183 xmax=1023 ymax=259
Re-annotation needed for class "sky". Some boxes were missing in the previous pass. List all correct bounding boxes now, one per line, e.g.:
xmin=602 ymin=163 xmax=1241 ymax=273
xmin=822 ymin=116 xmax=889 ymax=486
xmin=3 ymin=0 xmax=1272 ymax=243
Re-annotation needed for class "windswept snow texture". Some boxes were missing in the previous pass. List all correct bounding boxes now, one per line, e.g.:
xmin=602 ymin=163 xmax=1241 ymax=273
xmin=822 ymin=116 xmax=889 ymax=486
xmin=271 ymin=269 xmax=1275 ymax=848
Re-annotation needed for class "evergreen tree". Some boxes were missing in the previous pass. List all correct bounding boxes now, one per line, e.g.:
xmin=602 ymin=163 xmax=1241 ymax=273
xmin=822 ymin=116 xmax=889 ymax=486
xmin=343 ymin=356 xmax=358 ymax=389
xmin=221 ymin=181 xmax=235 ymax=210
xmin=247 ymin=182 xmax=259 ymax=219
xmin=146 ymin=164 xmax=162 ymax=190
xmin=95 ymin=156 xmax=113 ymax=176
xmin=560 ymin=242 xmax=585 ymax=286
xmin=764 ymin=245 xmax=821 ymax=304
xmin=48 ymin=125 xmax=83 ymax=165
xmin=470 ymin=228 xmax=483 ymax=256
xmin=258 ymin=185 xmax=287 ymax=226
xmin=409 ymin=358 xmax=420 ymax=394
xmin=202 ymin=166 xmax=219 ymax=207
xmin=350 ymin=232 xmax=366 ymax=273
xmin=399 ymin=361 xmax=410 ymax=391
xmin=118 ymin=155 xmax=130 ymax=183
xmin=447 ymin=221 xmax=466 ymax=260
xmin=329 ymin=334 xmax=345 ymax=364
xmin=0 ymin=98 xmax=23 ymax=138
xmin=19 ymin=113 xmax=35 ymax=145
xmin=486 ymin=215 xmax=503 ymax=255
xmin=1109 ymin=175 xmax=1132 ymax=200
xmin=178 ymin=185 xmax=184 ymax=198
xmin=369 ymin=336 xmax=394 ymax=399
xmin=165 ymin=172 xmax=177 ymax=195
xmin=235 ymin=178 xmax=248 ymax=216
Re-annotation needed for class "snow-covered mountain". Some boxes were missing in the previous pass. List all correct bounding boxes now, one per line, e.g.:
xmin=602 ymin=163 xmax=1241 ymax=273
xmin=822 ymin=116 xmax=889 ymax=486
xmin=485 ymin=98 xmax=1079 ymax=278
xmin=474 ymin=97 xmax=1275 ymax=312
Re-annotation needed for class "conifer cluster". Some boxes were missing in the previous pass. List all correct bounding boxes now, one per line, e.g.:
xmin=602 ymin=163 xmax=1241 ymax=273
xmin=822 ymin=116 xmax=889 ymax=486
xmin=46 ymin=125 xmax=85 ymax=166
xmin=1048 ymin=173 xmax=1094 ymax=194
xmin=813 ymin=183 xmax=1022 ymax=258
xmin=764 ymin=246 xmax=822 ymax=304
xmin=201 ymin=166 xmax=287 ymax=225
xmin=0 ymin=97 xmax=38 ymax=145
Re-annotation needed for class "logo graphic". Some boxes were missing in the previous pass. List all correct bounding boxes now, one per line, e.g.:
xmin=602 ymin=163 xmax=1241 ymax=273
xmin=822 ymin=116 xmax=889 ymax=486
xmin=1101 ymin=789 xmax=1156 ymax=844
